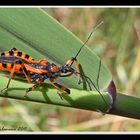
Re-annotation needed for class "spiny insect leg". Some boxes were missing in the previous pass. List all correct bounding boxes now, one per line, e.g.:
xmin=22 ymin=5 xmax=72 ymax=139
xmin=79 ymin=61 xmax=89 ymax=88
xmin=50 ymin=79 xmax=70 ymax=100
xmin=20 ymin=63 xmax=32 ymax=83
xmin=1 ymin=64 xmax=17 ymax=92
xmin=24 ymin=81 xmax=43 ymax=97
xmin=66 ymin=57 xmax=81 ymax=84
xmin=1 ymin=60 xmax=32 ymax=93
xmin=74 ymin=58 xmax=82 ymax=84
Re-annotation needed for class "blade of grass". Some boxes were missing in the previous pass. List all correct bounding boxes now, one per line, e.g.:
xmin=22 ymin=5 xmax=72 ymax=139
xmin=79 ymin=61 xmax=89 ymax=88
xmin=0 ymin=76 xmax=140 ymax=119
xmin=0 ymin=76 xmax=112 ymax=113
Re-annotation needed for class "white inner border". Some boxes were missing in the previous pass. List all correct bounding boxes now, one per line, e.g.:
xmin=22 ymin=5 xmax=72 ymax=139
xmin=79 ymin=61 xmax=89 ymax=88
xmin=0 ymin=6 xmax=139 ymax=134
xmin=0 ymin=6 xmax=140 ymax=8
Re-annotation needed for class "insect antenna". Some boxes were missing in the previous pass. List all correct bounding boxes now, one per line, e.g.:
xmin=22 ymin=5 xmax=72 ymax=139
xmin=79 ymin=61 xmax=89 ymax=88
xmin=70 ymin=20 xmax=104 ymax=66
xmin=67 ymin=20 xmax=112 ymax=111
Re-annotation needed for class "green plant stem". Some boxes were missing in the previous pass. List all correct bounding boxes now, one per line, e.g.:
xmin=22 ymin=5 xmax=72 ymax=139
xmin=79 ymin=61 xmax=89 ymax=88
xmin=0 ymin=76 xmax=140 ymax=120
xmin=110 ymin=93 xmax=140 ymax=120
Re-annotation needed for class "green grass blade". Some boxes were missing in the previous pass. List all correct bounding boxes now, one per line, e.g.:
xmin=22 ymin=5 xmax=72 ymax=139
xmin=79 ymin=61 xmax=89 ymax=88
xmin=110 ymin=93 xmax=140 ymax=119
xmin=0 ymin=76 xmax=112 ymax=113
xmin=0 ymin=76 xmax=140 ymax=119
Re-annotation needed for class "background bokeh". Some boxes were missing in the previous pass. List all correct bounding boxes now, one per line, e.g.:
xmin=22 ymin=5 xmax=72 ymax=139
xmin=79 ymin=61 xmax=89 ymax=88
xmin=0 ymin=8 xmax=140 ymax=132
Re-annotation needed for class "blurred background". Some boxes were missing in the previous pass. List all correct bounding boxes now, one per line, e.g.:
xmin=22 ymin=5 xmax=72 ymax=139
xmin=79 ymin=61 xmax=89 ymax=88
xmin=0 ymin=8 xmax=140 ymax=132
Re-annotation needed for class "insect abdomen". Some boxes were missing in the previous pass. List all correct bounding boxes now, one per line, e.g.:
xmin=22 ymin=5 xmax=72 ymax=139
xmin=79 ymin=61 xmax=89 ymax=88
xmin=0 ymin=50 xmax=33 ymax=62
xmin=0 ymin=63 xmax=22 ymax=74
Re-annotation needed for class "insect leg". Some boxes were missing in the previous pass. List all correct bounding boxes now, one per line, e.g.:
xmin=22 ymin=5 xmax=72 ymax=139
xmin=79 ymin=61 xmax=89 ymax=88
xmin=66 ymin=58 xmax=81 ymax=84
xmin=6 ymin=64 xmax=16 ymax=89
xmin=74 ymin=58 xmax=81 ymax=84
xmin=50 ymin=79 xmax=70 ymax=100
xmin=24 ymin=81 xmax=43 ymax=97
xmin=20 ymin=63 xmax=32 ymax=83
xmin=11 ymin=59 xmax=32 ymax=83
xmin=1 ymin=64 xmax=17 ymax=92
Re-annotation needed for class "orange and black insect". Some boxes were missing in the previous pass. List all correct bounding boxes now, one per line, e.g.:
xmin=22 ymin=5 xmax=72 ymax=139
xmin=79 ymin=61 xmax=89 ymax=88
xmin=0 ymin=21 xmax=110 ymax=107
xmin=0 ymin=47 xmax=80 ymax=98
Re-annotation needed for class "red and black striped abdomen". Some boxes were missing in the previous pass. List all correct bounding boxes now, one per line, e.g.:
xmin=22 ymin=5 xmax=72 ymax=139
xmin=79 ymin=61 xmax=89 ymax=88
xmin=0 ymin=63 xmax=22 ymax=74
xmin=0 ymin=48 xmax=50 ymax=75
xmin=0 ymin=49 xmax=34 ymax=62
xmin=0 ymin=48 xmax=34 ymax=74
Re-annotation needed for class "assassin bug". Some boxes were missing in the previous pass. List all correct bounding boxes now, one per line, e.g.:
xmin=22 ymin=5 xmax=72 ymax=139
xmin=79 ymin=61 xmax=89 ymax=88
xmin=0 ymin=21 xmax=111 ymax=108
